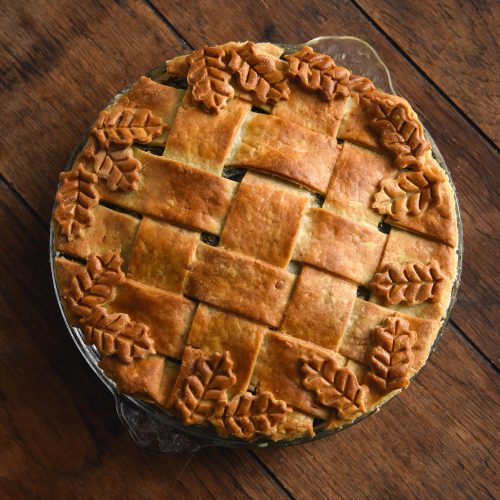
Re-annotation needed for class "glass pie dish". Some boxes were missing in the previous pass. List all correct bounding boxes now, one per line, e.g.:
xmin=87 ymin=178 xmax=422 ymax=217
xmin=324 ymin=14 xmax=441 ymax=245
xmin=50 ymin=36 xmax=463 ymax=452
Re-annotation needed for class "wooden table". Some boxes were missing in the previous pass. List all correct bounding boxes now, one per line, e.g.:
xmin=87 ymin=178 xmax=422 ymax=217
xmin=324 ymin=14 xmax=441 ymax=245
xmin=1 ymin=1 xmax=498 ymax=497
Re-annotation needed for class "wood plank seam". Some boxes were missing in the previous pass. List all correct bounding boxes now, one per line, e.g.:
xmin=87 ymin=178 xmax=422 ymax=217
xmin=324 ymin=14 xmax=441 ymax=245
xmin=142 ymin=0 xmax=195 ymax=50
xmin=349 ymin=0 xmax=500 ymax=153
xmin=249 ymin=450 xmax=296 ymax=499
xmin=0 ymin=171 xmax=46 ymax=228
xmin=452 ymin=324 xmax=500 ymax=375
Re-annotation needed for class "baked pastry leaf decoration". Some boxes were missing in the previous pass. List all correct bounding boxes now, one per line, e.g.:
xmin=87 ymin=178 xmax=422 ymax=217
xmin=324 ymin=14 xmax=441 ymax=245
xmin=370 ymin=97 xmax=430 ymax=170
xmin=187 ymin=46 xmax=235 ymax=113
xmin=53 ymin=164 xmax=99 ymax=241
xmin=65 ymin=250 xmax=126 ymax=317
xmin=366 ymin=316 xmax=416 ymax=391
xmin=286 ymin=46 xmax=351 ymax=100
xmin=347 ymin=73 xmax=376 ymax=94
xmin=210 ymin=391 xmax=290 ymax=440
xmin=371 ymin=261 xmax=445 ymax=305
xmin=83 ymin=137 xmax=142 ymax=191
xmin=81 ymin=306 xmax=155 ymax=363
xmin=91 ymin=108 xmax=167 ymax=150
xmin=173 ymin=347 xmax=237 ymax=425
xmin=228 ymin=41 xmax=290 ymax=104
xmin=301 ymin=355 xmax=367 ymax=420
xmin=372 ymin=167 xmax=444 ymax=220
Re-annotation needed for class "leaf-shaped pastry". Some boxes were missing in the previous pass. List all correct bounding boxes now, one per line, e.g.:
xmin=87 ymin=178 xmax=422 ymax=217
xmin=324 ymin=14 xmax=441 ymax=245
xmin=286 ymin=46 xmax=351 ymax=100
xmin=301 ymin=355 xmax=367 ymax=420
xmin=346 ymin=73 xmax=376 ymax=94
xmin=372 ymin=167 xmax=444 ymax=220
xmin=91 ymin=108 xmax=168 ymax=150
xmin=209 ymin=391 xmax=290 ymax=440
xmin=187 ymin=46 xmax=235 ymax=113
xmin=81 ymin=306 xmax=155 ymax=363
xmin=173 ymin=347 xmax=237 ymax=425
xmin=367 ymin=316 xmax=417 ymax=391
xmin=83 ymin=137 xmax=142 ymax=191
xmin=65 ymin=250 xmax=125 ymax=318
xmin=53 ymin=164 xmax=99 ymax=241
xmin=371 ymin=261 xmax=445 ymax=305
xmin=370 ymin=97 xmax=430 ymax=169
xmin=228 ymin=41 xmax=290 ymax=104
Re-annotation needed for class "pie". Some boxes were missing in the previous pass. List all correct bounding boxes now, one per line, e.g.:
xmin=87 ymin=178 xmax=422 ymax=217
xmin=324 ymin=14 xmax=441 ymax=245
xmin=51 ymin=41 xmax=459 ymax=443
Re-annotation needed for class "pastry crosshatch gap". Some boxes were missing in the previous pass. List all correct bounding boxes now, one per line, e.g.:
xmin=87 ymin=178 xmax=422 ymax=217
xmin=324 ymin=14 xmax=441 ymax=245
xmin=49 ymin=36 xmax=462 ymax=451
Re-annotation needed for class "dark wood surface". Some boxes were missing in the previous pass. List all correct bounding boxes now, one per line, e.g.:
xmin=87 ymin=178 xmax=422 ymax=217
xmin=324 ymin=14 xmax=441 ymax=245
xmin=1 ymin=1 xmax=498 ymax=498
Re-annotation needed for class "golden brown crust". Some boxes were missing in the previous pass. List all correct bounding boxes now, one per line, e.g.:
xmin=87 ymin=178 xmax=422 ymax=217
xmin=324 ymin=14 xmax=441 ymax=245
xmin=98 ymin=149 xmax=238 ymax=234
xmin=164 ymin=92 xmax=250 ymax=173
xmin=374 ymin=160 xmax=458 ymax=247
xmin=339 ymin=299 xmax=439 ymax=371
xmin=324 ymin=141 xmax=396 ymax=225
xmin=219 ymin=173 xmax=309 ymax=267
xmin=127 ymin=217 xmax=199 ymax=293
xmin=338 ymin=91 xmax=406 ymax=150
xmin=54 ymin=204 xmax=140 ymax=266
xmin=251 ymin=332 xmax=345 ymax=419
xmin=272 ymin=81 xmax=348 ymax=137
xmin=115 ymin=76 xmax=184 ymax=133
xmin=272 ymin=410 xmax=315 ymax=441
xmin=372 ymin=228 xmax=457 ymax=320
xmin=77 ymin=106 xmax=168 ymax=196
xmin=54 ymin=257 xmax=86 ymax=326
xmin=293 ymin=208 xmax=387 ymax=284
xmin=99 ymin=355 xmax=176 ymax=407
xmin=281 ymin=266 xmax=357 ymax=351
xmin=230 ymin=113 xmax=339 ymax=193
xmin=185 ymin=244 xmax=295 ymax=327
xmin=168 ymin=347 xmax=237 ymax=425
xmin=187 ymin=305 xmax=265 ymax=393
xmin=109 ymin=279 xmax=196 ymax=359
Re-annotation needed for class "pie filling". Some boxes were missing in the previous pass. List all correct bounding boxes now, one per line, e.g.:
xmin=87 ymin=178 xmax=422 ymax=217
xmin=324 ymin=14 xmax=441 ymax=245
xmin=52 ymin=41 xmax=459 ymax=442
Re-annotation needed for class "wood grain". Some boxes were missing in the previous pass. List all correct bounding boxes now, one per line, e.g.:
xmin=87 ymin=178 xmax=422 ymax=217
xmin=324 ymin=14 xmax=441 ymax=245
xmin=150 ymin=0 xmax=500 ymax=366
xmin=0 ymin=0 xmax=186 ymax=221
xmin=0 ymin=181 xmax=287 ymax=499
xmin=354 ymin=0 xmax=500 ymax=145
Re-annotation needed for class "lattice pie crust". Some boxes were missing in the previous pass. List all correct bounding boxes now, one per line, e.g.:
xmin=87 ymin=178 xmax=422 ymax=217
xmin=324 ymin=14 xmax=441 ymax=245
xmin=52 ymin=41 xmax=458 ymax=442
